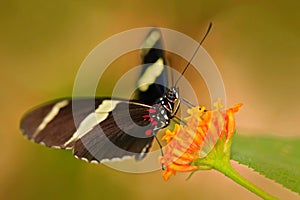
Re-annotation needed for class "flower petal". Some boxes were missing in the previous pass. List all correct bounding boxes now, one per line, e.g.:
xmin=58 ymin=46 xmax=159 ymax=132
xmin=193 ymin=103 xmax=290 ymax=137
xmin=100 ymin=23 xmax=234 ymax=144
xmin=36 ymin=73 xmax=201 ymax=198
xmin=160 ymin=101 xmax=242 ymax=180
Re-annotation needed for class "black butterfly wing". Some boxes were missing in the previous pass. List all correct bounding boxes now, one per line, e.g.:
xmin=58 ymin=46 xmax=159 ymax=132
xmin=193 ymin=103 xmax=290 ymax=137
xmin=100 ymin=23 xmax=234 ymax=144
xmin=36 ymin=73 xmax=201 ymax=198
xmin=135 ymin=28 xmax=168 ymax=105
xmin=20 ymin=28 xmax=169 ymax=163
xmin=73 ymin=100 xmax=155 ymax=162
xmin=20 ymin=98 xmax=98 ymax=148
xmin=20 ymin=98 xmax=154 ymax=162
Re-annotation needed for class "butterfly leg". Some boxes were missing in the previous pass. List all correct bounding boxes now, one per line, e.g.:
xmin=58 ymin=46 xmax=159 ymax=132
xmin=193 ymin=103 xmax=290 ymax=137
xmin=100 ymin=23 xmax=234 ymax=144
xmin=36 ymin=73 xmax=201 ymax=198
xmin=180 ymin=97 xmax=196 ymax=108
xmin=154 ymin=135 xmax=165 ymax=170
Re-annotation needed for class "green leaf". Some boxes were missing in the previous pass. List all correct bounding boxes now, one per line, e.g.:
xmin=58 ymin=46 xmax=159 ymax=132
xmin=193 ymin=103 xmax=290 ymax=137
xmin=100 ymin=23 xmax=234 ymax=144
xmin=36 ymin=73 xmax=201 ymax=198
xmin=231 ymin=134 xmax=300 ymax=194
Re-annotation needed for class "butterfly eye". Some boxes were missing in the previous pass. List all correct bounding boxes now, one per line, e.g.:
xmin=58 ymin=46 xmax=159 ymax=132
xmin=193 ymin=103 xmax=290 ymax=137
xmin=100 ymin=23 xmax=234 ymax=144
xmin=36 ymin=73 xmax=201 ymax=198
xmin=169 ymin=95 xmax=175 ymax=102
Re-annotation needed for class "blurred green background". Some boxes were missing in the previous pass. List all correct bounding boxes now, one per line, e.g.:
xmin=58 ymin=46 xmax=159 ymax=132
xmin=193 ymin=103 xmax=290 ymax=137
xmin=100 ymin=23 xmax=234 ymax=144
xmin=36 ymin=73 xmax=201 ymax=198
xmin=1 ymin=0 xmax=300 ymax=199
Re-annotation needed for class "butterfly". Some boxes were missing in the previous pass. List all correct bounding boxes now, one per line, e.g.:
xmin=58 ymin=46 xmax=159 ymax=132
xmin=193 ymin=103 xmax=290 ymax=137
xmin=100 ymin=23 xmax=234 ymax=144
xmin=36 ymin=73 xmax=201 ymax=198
xmin=20 ymin=23 xmax=212 ymax=164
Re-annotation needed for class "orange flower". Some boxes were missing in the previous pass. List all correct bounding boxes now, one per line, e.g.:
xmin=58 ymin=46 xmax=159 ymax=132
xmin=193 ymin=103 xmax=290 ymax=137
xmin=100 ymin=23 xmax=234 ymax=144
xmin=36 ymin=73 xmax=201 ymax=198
xmin=160 ymin=101 xmax=243 ymax=180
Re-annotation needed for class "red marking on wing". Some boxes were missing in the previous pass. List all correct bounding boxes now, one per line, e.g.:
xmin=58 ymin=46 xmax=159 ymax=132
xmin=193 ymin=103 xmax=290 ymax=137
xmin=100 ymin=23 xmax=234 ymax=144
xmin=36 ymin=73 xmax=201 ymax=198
xmin=148 ymin=108 xmax=156 ymax=113
xmin=152 ymin=121 xmax=158 ymax=126
xmin=142 ymin=114 xmax=149 ymax=120
xmin=145 ymin=129 xmax=152 ymax=136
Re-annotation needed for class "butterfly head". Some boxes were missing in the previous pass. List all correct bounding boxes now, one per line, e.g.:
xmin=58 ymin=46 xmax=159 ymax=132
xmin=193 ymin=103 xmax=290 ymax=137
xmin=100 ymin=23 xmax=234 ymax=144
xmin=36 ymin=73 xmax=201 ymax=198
xmin=165 ymin=87 xmax=179 ymax=102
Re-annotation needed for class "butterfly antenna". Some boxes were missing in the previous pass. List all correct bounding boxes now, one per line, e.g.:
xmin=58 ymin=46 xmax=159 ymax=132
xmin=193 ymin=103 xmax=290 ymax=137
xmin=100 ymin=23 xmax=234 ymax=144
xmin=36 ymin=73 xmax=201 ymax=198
xmin=169 ymin=59 xmax=175 ymax=86
xmin=175 ymin=22 xmax=213 ymax=87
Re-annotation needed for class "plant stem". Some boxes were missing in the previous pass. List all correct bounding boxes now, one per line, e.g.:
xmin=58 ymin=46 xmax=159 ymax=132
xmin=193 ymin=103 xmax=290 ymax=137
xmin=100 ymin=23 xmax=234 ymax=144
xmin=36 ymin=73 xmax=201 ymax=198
xmin=213 ymin=160 xmax=278 ymax=200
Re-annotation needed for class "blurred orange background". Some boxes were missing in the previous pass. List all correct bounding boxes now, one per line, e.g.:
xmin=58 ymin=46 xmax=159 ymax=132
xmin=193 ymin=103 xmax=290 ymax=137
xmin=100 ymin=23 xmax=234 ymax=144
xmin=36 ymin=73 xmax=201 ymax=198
xmin=1 ymin=1 xmax=299 ymax=199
